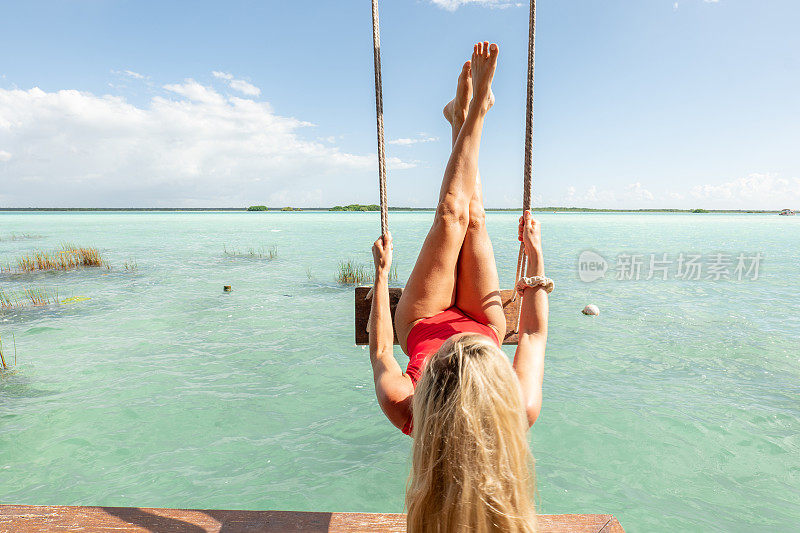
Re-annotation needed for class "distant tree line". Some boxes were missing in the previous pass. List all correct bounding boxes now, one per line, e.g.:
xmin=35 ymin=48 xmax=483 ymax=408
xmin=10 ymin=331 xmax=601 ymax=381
xmin=246 ymin=206 xmax=303 ymax=211
xmin=329 ymin=204 xmax=381 ymax=211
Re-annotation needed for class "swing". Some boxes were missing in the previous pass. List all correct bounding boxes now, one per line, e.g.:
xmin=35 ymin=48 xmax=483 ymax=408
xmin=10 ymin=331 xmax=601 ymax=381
xmin=355 ymin=0 xmax=538 ymax=346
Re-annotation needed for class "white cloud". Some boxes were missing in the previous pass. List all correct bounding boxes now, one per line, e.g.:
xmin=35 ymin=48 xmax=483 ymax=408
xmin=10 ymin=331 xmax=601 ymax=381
xmin=674 ymin=0 xmax=720 ymax=10
xmin=689 ymin=173 xmax=800 ymax=208
xmin=388 ymin=157 xmax=419 ymax=170
xmin=269 ymin=187 xmax=323 ymax=206
xmin=428 ymin=0 xmax=520 ymax=11
xmin=111 ymin=69 xmax=147 ymax=80
xmin=564 ymin=185 xmax=617 ymax=205
xmin=163 ymin=79 xmax=227 ymax=105
xmin=558 ymin=173 xmax=799 ymax=210
xmin=388 ymin=133 xmax=439 ymax=146
xmin=213 ymin=71 xmax=261 ymax=96
xmin=0 ymin=150 xmax=11 ymax=162
xmin=625 ymin=182 xmax=654 ymax=202
xmin=229 ymin=79 xmax=261 ymax=97
xmin=0 ymin=78 xmax=411 ymax=207
xmin=123 ymin=70 xmax=145 ymax=80
xmin=562 ymin=182 xmax=655 ymax=207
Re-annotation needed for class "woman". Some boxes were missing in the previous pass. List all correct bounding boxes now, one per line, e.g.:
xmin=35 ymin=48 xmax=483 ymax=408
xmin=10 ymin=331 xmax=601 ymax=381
xmin=368 ymin=42 xmax=550 ymax=531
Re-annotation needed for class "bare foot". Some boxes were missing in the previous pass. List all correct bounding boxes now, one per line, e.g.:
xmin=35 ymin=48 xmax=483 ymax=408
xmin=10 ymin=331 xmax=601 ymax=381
xmin=443 ymin=61 xmax=472 ymax=128
xmin=470 ymin=41 xmax=498 ymax=114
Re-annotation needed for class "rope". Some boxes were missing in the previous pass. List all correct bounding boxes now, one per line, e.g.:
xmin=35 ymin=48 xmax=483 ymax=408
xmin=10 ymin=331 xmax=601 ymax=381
xmin=371 ymin=0 xmax=389 ymax=235
xmin=515 ymin=0 xmax=536 ymax=333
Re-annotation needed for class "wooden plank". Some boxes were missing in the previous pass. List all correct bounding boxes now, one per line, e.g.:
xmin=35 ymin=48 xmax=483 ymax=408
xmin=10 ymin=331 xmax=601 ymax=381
xmin=355 ymin=286 xmax=521 ymax=345
xmin=598 ymin=516 xmax=626 ymax=533
xmin=537 ymin=514 xmax=621 ymax=533
xmin=354 ymin=286 xmax=402 ymax=345
xmin=0 ymin=506 xmax=623 ymax=532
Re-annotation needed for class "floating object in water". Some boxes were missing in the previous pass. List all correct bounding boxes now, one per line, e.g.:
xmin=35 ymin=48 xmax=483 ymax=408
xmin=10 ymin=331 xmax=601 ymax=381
xmin=778 ymin=208 xmax=795 ymax=216
xmin=582 ymin=304 xmax=600 ymax=316
xmin=223 ymin=285 xmax=232 ymax=292
xmin=61 ymin=296 xmax=91 ymax=305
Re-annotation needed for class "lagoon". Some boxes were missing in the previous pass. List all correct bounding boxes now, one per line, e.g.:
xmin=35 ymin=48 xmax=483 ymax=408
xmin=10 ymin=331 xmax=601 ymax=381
xmin=1 ymin=211 xmax=798 ymax=531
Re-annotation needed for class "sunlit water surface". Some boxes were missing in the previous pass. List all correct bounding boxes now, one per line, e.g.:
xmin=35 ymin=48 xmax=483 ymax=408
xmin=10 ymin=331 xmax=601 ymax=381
xmin=1 ymin=211 xmax=798 ymax=532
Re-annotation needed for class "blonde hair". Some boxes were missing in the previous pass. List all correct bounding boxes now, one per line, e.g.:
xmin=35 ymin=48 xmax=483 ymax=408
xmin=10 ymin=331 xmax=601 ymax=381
xmin=406 ymin=333 xmax=536 ymax=533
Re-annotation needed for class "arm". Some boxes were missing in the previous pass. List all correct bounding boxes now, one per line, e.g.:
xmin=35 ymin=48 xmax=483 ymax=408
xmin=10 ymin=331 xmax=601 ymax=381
xmin=513 ymin=211 xmax=549 ymax=427
xmin=369 ymin=232 xmax=414 ymax=430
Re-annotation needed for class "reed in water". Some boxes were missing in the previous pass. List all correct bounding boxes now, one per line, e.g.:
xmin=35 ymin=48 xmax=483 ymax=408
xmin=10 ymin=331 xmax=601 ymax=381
xmin=336 ymin=259 xmax=397 ymax=285
xmin=0 ymin=287 xmax=61 ymax=309
xmin=223 ymin=244 xmax=278 ymax=260
xmin=0 ymin=333 xmax=17 ymax=370
xmin=2 ymin=243 xmax=107 ymax=273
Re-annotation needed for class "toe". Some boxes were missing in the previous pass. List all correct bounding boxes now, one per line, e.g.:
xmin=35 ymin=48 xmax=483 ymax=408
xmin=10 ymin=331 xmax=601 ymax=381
xmin=483 ymin=41 xmax=490 ymax=58
xmin=489 ymin=43 xmax=499 ymax=59
xmin=476 ymin=42 xmax=483 ymax=56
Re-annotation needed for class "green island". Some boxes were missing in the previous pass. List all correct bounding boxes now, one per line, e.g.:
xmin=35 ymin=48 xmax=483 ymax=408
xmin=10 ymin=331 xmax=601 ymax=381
xmin=246 ymin=206 xmax=302 ymax=211
xmin=329 ymin=204 xmax=381 ymax=211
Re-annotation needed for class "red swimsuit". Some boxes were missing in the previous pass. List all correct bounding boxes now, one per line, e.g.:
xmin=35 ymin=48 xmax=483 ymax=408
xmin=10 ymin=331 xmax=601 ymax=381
xmin=402 ymin=306 xmax=501 ymax=435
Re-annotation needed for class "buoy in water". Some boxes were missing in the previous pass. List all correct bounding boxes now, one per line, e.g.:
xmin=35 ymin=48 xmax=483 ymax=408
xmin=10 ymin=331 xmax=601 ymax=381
xmin=223 ymin=285 xmax=232 ymax=292
xmin=582 ymin=304 xmax=599 ymax=316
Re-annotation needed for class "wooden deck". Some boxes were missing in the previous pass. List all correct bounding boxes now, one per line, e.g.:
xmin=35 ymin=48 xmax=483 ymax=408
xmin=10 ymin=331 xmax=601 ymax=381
xmin=0 ymin=505 xmax=623 ymax=532
xmin=354 ymin=286 xmax=522 ymax=345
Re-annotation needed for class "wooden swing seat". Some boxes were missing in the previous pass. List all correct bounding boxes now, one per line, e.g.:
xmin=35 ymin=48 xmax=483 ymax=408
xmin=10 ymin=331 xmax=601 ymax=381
xmin=354 ymin=286 xmax=521 ymax=345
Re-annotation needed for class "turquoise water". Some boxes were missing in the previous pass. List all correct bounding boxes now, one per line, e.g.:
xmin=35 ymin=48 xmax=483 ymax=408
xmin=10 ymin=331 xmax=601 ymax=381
xmin=1 ymin=211 xmax=798 ymax=531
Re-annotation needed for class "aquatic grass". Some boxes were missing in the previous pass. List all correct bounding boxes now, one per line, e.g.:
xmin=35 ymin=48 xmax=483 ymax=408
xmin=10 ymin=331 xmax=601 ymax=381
xmin=336 ymin=260 xmax=371 ymax=285
xmin=336 ymin=260 xmax=398 ymax=285
xmin=25 ymin=287 xmax=59 ymax=307
xmin=0 ymin=333 xmax=17 ymax=370
xmin=223 ymin=244 xmax=278 ymax=260
xmin=0 ymin=289 xmax=14 ymax=310
xmin=9 ymin=244 xmax=107 ymax=273
xmin=0 ymin=287 xmax=62 ymax=310
xmin=124 ymin=258 xmax=138 ymax=271
xmin=0 ymin=232 xmax=45 ymax=242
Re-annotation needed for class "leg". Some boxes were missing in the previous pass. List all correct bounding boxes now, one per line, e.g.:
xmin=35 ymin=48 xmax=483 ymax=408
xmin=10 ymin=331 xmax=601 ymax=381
xmin=456 ymin=172 xmax=506 ymax=342
xmin=395 ymin=42 xmax=499 ymax=353
xmin=446 ymin=83 xmax=505 ymax=340
xmin=394 ymin=60 xmax=474 ymax=353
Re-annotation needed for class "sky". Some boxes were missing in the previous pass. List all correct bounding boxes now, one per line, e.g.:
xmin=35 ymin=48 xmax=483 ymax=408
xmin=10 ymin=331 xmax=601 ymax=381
xmin=0 ymin=0 xmax=798 ymax=209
